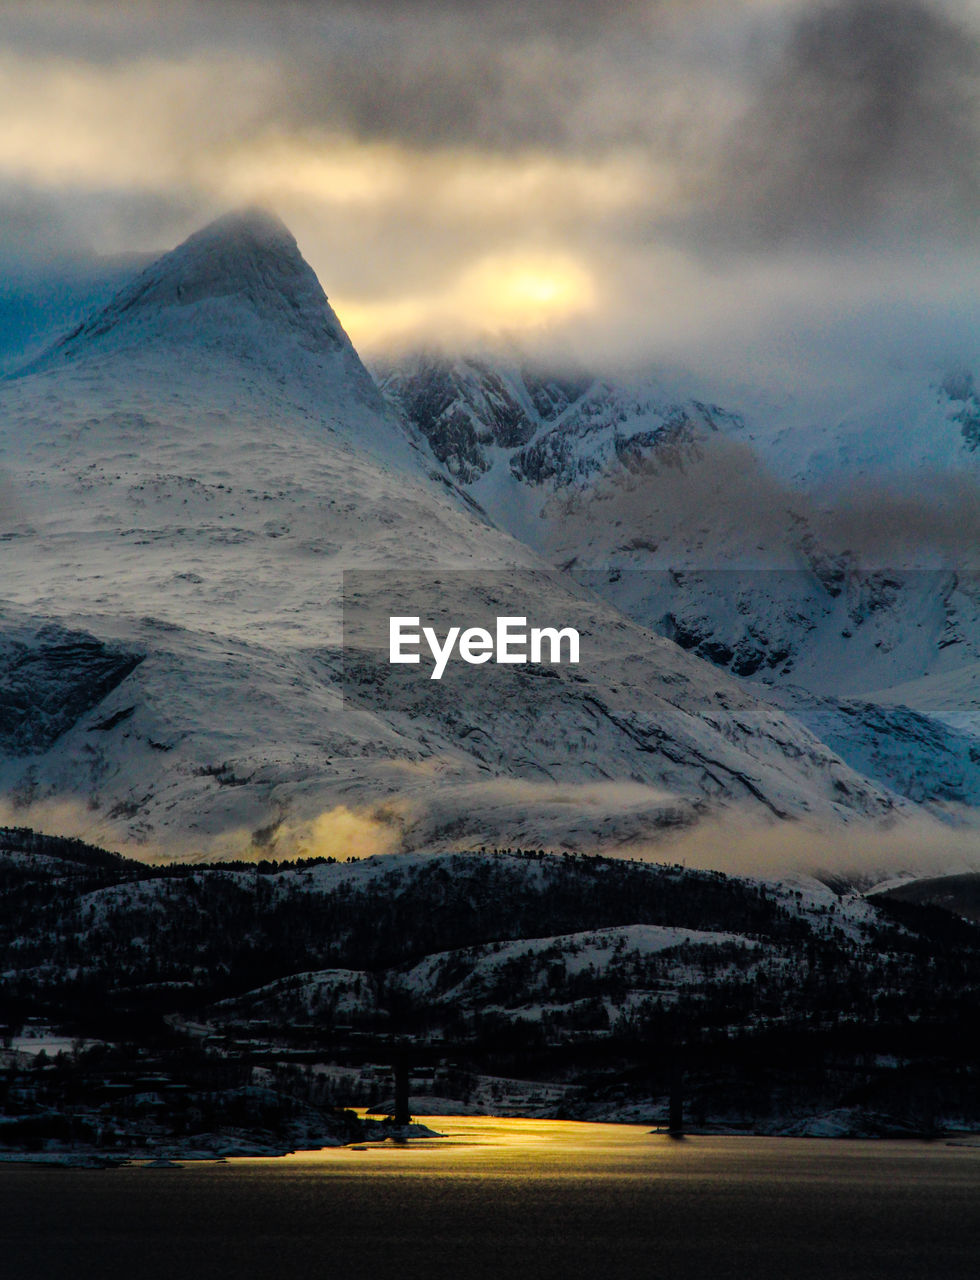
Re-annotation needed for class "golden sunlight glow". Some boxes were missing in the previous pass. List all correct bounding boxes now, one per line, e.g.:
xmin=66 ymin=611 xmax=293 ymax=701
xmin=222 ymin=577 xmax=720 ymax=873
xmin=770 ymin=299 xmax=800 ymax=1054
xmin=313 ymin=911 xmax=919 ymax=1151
xmin=222 ymin=137 xmax=656 ymax=220
xmin=0 ymin=53 xmax=278 ymax=191
xmin=461 ymin=253 xmax=595 ymax=317
xmin=0 ymin=50 xmax=662 ymax=220
xmin=333 ymin=250 xmax=597 ymax=351
xmin=222 ymin=139 xmax=406 ymax=207
xmin=0 ymin=48 xmax=626 ymax=346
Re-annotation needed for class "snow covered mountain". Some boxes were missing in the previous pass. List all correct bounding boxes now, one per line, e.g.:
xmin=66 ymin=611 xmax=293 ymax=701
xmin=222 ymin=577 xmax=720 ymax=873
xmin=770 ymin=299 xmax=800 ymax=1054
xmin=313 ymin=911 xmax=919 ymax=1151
xmin=378 ymin=352 xmax=980 ymax=496
xmin=0 ymin=212 xmax=972 ymax=862
xmin=381 ymin=352 xmax=980 ymax=808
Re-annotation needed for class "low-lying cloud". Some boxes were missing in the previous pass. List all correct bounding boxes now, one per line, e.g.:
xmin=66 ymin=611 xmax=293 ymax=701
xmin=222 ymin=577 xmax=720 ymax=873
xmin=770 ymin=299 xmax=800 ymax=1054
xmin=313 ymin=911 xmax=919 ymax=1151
xmin=545 ymin=432 xmax=980 ymax=569
xmin=266 ymin=803 xmax=406 ymax=861
xmin=621 ymin=807 xmax=980 ymax=886
xmin=3 ymin=779 xmax=978 ymax=888
xmin=257 ymin=793 xmax=980 ymax=889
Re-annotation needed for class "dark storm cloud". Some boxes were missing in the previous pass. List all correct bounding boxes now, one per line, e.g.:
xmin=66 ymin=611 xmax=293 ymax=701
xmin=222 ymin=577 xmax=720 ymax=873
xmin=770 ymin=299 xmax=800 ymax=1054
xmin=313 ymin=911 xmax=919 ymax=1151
xmin=716 ymin=0 xmax=980 ymax=245
xmin=8 ymin=1 xmax=980 ymax=230
xmin=290 ymin=0 xmax=655 ymax=18
xmin=281 ymin=41 xmax=593 ymax=154
xmin=0 ymin=0 xmax=709 ymax=154
xmin=263 ymin=0 xmax=692 ymax=156
xmin=0 ymin=0 xmax=662 ymax=54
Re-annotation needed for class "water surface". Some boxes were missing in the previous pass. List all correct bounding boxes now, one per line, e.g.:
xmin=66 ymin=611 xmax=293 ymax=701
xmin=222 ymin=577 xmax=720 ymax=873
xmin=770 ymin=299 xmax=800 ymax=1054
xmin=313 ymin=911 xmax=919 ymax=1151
xmin=3 ymin=1117 xmax=978 ymax=1280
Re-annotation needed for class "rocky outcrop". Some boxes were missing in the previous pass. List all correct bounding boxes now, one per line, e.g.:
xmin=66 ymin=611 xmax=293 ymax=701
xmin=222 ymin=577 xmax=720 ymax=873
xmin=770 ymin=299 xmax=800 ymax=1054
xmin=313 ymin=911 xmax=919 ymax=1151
xmin=0 ymin=624 xmax=142 ymax=755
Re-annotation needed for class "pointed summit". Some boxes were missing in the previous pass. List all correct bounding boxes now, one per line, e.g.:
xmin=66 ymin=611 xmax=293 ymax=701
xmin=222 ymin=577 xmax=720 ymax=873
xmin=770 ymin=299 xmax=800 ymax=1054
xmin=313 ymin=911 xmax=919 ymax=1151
xmin=20 ymin=207 xmax=362 ymax=376
xmin=109 ymin=207 xmax=330 ymax=326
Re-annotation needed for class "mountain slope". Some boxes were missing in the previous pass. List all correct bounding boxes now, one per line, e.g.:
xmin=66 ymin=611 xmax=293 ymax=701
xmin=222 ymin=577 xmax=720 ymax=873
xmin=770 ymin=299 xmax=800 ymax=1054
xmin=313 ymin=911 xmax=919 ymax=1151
xmin=0 ymin=212 xmax=952 ymax=859
xmin=383 ymin=352 xmax=980 ymax=796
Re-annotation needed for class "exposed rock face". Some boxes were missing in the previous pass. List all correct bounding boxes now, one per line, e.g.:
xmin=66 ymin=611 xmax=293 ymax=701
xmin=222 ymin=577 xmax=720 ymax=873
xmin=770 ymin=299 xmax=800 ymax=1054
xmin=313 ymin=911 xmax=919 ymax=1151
xmin=379 ymin=354 xmax=541 ymax=481
xmin=511 ymin=401 xmax=736 ymax=487
xmin=0 ymin=624 xmax=142 ymax=755
xmin=380 ymin=352 xmax=743 ymax=488
xmin=763 ymin=685 xmax=980 ymax=806
xmin=942 ymin=368 xmax=980 ymax=452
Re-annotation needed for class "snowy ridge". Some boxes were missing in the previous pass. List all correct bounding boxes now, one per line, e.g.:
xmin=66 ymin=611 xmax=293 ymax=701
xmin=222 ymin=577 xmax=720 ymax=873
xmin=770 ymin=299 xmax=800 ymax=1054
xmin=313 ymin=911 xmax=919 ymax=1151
xmin=378 ymin=351 xmax=743 ymax=491
xmin=18 ymin=208 xmax=380 ymax=408
xmin=398 ymin=923 xmax=762 ymax=1009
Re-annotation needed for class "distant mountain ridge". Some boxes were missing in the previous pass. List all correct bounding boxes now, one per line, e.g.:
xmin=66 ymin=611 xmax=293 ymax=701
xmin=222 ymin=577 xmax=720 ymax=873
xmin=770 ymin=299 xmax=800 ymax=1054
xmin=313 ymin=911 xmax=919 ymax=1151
xmin=377 ymin=351 xmax=744 ymax=488
xmin=382 ymin=350 xmax=980 ymax=801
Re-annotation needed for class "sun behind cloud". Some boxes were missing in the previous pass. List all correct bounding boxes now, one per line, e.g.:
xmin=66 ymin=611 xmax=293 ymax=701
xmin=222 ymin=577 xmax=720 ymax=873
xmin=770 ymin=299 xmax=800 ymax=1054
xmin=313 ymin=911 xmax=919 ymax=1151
xmin=334 ymin=249 xmax=597 ymax=352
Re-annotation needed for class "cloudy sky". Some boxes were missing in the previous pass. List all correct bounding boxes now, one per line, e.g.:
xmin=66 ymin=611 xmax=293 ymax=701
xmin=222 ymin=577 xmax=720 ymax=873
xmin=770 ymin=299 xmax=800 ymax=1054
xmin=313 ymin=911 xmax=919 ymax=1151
xmin=3 ymin=0 xmax=980 ymax=383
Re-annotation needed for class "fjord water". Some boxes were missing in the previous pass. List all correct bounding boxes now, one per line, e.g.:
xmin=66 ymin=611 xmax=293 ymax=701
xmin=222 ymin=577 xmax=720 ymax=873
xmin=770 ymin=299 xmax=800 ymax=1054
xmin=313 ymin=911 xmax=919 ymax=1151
xmin=3 ymin=1119 xmax=979 ymax=1280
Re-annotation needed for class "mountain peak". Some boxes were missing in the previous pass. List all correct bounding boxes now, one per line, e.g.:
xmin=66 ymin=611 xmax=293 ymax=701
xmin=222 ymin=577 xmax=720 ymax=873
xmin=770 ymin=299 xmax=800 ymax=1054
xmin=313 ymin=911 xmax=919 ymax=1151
xmin=24 ymin=207 xmax=356 ymax=370
xmin=193 ymin=204 xmax=292 ymax=245
xmin=134 ymin=206 xmax=311 ymax=312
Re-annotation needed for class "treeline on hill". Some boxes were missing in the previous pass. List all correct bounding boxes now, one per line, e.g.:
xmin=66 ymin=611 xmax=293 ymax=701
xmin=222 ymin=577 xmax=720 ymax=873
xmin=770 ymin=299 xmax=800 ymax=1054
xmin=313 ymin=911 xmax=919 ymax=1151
xmin=0 ymin=825 xmax=334 ymax=877
xmin=2 ymin=833 xmax=803 ymax=986
xmin=0 ymin=827 xmax=808 ymax=1034
xmin=2 ymin=827 xmax=980 ymax=1069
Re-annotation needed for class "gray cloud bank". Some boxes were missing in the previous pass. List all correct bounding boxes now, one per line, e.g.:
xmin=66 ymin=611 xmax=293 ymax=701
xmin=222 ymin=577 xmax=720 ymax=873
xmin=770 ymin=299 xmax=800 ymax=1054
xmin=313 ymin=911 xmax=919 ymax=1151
xmin=11 ymin=2 xmax=980 ymax=226
xmin=3 ymin=1 xmax=980 ymax=388
xmin=713 ymin=0 xmax=980 ymax=247
xmin=547 ymin=433 xmax=980 ymax=568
